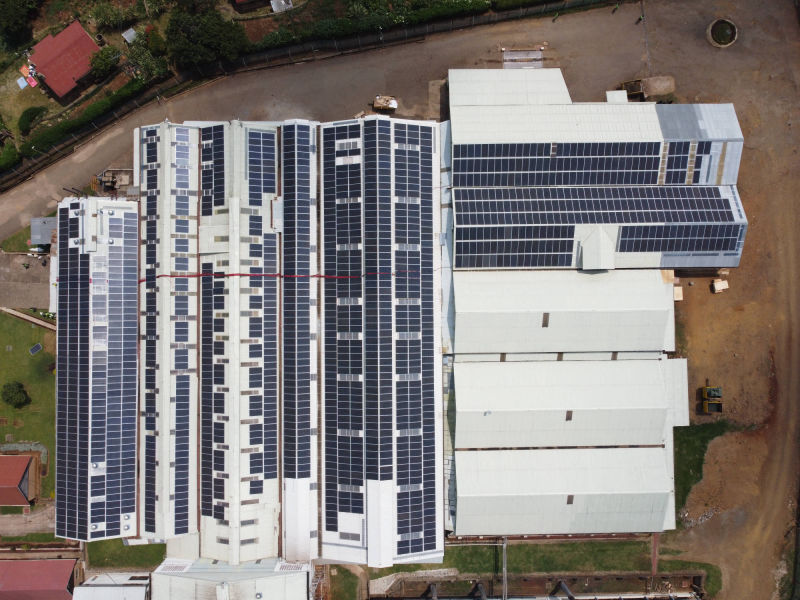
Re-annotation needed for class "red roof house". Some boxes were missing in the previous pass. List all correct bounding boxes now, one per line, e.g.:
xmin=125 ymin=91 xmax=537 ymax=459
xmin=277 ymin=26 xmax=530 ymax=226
xmin=0 ymin=455 xmax=32 ymax=506
xmin=0 ymin=559 xmax=76 ymax=600
xmin=29 ymin=21 xmax=100 ymax=99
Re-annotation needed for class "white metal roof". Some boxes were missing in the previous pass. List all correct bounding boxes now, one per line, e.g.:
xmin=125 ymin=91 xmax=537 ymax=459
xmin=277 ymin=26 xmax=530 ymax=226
xmin=454 ymin=447 xmax=673 ymax=535
xmin=448 ymin=68 xmax=572 ymax=107
xmin=452 ymin=269 xmax=675 ymax=353
xmin=454 ymin=359 xmax=687 ymax=448
xmin=450 ymin=102 xmax=662 ymax=145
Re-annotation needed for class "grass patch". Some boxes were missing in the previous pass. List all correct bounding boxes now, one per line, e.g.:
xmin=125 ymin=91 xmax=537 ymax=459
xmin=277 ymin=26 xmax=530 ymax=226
xmin=0 ymin=225 xmax=31 ymax=251
xmin=659 ymin=559 xmax=722 ymax=598
xmin=370 ymin=541 xmax=651 ymax=579
xmin=0 ymin=313 xmax=56 ymax=498
xmin=330 ymin=567 xmax=360 ymax=600
xmin=673 ymin=421 xmax=733 ymax=513
xmin=0 ymin=505 xmax=24 ymax=514
xmin=0 ymin=532 xmax=59 ymax=542
xmin=87 ymin=539 xmax=166 ymax=568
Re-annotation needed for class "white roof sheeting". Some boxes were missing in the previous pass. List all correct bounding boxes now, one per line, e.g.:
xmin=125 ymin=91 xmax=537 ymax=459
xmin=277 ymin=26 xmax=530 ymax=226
xmin=454 ymin=359 xmax=687 ymax=449
xmin=450 ymin=103 xmax=662 ymax=145
xmin=448 ymin=68 xmax=572 ymax=107
xmin=453 ymin=270 xmax=675 ymax=354
xmin=454 ymin=447 xmax=673 ymax=535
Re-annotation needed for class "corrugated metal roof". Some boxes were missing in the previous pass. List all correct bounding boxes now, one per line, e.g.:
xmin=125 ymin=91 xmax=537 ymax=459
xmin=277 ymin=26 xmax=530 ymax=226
xmin=30 ymin=217 xmax=57 ymax=245
xmin=454 ymin=359 xmax=685 ymax=448
xmin=452 ymin=270 xmax=675 ymax=353
xmin=454 ymin=448 xmax=673 ymax=535
xmin=0 ymin=455 xmax=31 ymax=506
xmin=0 ymin=559 xmax=75 ymax=600
xmin=450 ymin=102 xmax=662 ymax=144
xmin=448 ymin=68 xmax=572 ymax=107
xmin=655 ymin=103 xmax=743 ymax=141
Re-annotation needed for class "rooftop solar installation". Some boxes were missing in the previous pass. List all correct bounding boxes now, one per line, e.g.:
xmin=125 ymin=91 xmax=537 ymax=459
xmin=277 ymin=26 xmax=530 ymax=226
xmin=321 ymin=117 xmax=442 ymax=563
xmin=56 ymin=198 xmax=138 ymax=542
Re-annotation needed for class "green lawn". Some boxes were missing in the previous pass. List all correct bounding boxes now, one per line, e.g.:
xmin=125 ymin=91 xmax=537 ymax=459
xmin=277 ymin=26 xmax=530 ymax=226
xmin=673 ymin=421 xmax=733 ymax=512
xmin=0 ymin=226 xmax=32 ymax=252
xmin=0 ymin=313 xmax=56 ymax=498
xmin=370 ymin=541 xmax=652 ymax=579
xmin=330 ymin=567 xmax=360 ymax=600
xmin=0 ymin=506 xmax=24 ymax=514
xmin=87 ymin=539 xmax=166 ymax=568
xmin=659 ymin=559 xmax=722 ymax=598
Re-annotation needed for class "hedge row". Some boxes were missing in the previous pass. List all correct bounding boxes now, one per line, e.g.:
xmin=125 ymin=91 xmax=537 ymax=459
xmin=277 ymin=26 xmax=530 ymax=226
xmin=18 ymin=106 xmax=48 ymax=136
xmin=255 ymin=0 xmax=491 ymax=50
xmin=0 ymin=143 xmax=19 ymax=172
xmin=18 ymin=79 xmax=147 ymax=159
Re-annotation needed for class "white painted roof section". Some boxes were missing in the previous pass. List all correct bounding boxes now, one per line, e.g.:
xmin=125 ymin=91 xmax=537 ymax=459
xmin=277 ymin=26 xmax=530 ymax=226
xmin=448 ymin=68 xmax=572 ymax=107
xmin=454 ymin=447 xmax=672 ymax=535
xmin=454 ymin=359 xmax=686 ymax=448
xmin=151 ymin=559 xmax=309 ymax=600
xmin=450 ymin=102 xmax=662 ymax=145
xmin=453 ymin=270 xmax=675 ymax=353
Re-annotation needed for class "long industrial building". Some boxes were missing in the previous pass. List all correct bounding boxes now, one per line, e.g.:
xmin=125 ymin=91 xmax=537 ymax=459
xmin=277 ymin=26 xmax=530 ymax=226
xmin=53 ymin=66 xmax=746 ymax=598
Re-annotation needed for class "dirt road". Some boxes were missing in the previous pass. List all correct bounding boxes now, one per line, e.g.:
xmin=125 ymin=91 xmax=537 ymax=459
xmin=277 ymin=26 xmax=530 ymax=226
xmin=0 ymin=500 xmax=55 ymax=535
xmin=646 ymin=1 xmax=800 ymax=599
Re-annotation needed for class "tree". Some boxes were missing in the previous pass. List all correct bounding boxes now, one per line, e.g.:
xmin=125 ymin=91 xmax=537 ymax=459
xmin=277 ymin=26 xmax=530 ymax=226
xmin=90 ymin=46 xmax=121 ymax=80
xmin=127 ymin=37 xmax=169 ymax=81
xmin=2 ymin=382 xmax=31 ymax=409
xmin=166 ymin=9 xmax=249 ymax=70
xmin=0 ymin=0 xmax=36 ymax=48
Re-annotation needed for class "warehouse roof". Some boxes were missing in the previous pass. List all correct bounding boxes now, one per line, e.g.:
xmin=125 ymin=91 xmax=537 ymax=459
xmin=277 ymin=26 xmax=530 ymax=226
xmin=448 ymin=68 xmax=572 ymax=107
xmin=450 ymin=102 xmax=662 ymax=145
xmin=455 ymin=447 xmax=675 ymax=535
xmin=452 ymin=269 xmax=675 ymax=354
xmin=454 ymin=358 xmax=687 ymax=449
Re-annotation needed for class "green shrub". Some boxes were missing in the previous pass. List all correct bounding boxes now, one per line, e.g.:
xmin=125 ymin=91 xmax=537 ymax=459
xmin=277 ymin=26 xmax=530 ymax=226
xmin=2 ymin=381 xmax=31 ymax=408
xmin=90 ymin=46 xmax=121 ymax=79
xmin=0 ymin=143 xmax=19 ymax=171
xmin=92 ymin=1 xmax=137 ymax=31
xmin=166 ymin=9 xmax=249 ymax=69
xmin=18 ymin=106 xmax=48 ymax=136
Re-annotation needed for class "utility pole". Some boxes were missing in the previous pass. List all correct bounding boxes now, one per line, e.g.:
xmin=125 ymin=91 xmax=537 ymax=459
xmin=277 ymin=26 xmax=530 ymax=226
xmin=502 ymin=536 xmax=508 ymax=600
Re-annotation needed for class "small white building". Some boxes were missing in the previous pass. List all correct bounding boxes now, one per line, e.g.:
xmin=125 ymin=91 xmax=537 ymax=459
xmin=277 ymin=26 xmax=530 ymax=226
xmin=74 ymin=573 xmax=149 ymax=600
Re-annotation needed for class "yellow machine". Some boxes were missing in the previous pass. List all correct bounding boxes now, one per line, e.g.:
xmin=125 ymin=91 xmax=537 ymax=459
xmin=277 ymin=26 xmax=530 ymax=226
xmin=702 ymin=386 xmax=723 ymax=414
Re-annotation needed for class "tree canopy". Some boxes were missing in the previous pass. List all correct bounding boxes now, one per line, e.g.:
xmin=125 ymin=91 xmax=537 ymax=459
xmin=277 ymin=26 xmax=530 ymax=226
xmin=166 ymin=9 xmax=249 ymax=70
xmin=2 ymin=382 xmax=31 ymax=409
xmin=0 ymin=0 xmax=36 ymax=48
xmin=90 ymin=46 xmax=121 ymax=80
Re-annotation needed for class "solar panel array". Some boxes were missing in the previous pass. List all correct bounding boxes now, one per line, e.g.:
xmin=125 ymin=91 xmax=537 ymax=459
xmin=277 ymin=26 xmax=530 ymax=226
xmin=452 ymin=138 xmax=746 ymax=269
xmin=140 ymin=127 xmax=159 ymax=534
xmin=201 ymin=125 xmax=225 ymax=216
xmin=282 ymin=123 xmax=314 ymax=481
xmin=56 ymin=203 xmax=90 ymax=540
xmin=321 ymin=117 xmax=440 ymax=560
xmin=56 ymin=200 xmax=138 ymax=541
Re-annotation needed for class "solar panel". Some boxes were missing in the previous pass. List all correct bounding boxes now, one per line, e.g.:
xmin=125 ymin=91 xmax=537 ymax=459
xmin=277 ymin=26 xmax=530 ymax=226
xmin=248 ymin=129 xmax=277 ymax=207
xmin=56 ymin=200 xmax=138 ymax=542
xmin=201 ymin=125 xmax=225 ymax=216
xmin=453 ymin=186 xmax=739 ymax=269
xmin=282 ymin=123 xmax=314 ymax=481
xmin=200 ymin=262 xmax=219 ymax=518
xmin=262 ymin=233 xmax=279 ymax=480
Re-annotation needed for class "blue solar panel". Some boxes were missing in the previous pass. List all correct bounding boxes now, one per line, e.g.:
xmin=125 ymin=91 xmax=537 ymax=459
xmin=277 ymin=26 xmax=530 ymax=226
xmin=282 ymin=123 xmax=313 ymax=480
xmin=56 ymin=204 xmax=138 ymax=541
xmin=201 ymin=125 xmax=225 ymax=216
xmin=200 ymin=262 xmax=221 ymax=518
xmin=248 ymin=130 xmax=277 ymax=207
xmin=262 ymin=233 xmax=279 ymax=480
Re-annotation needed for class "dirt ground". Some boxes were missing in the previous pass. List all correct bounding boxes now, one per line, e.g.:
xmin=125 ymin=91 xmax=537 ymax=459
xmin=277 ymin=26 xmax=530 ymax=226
xmin=0 ymin=253 xmax=52 ymax=308
xmin=645 ymin=1 xmax=800 ymax=599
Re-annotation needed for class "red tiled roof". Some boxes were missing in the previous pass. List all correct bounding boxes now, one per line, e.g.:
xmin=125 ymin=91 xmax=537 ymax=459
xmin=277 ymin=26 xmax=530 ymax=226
xmin=0 ymin=559 xmax=75 ymax=600
xmin=29 ymin=21 xmax=100 ymax=98
xmin=0 ymin=455 xmax=30 ymax=506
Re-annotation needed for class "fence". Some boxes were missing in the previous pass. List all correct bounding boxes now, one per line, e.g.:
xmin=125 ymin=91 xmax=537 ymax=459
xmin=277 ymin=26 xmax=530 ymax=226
xmin=0 ymin=0 xmax=612 ymax=192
